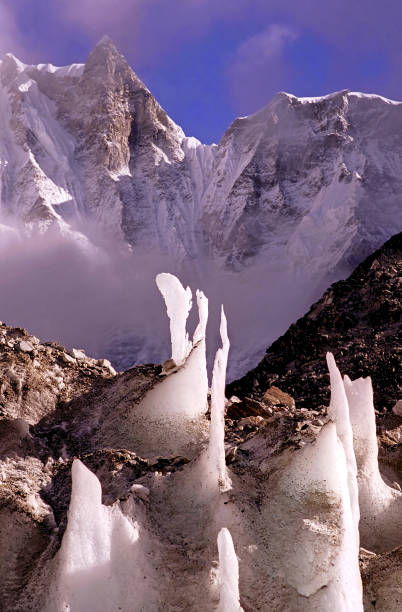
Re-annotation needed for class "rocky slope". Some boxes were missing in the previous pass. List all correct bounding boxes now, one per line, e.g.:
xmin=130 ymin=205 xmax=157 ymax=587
xmin=1 ymin=39 xmax=402 ymax=377
xmin=228 ymin=231 xmax=402 ymax=414
xmin=227 ymin=232 xmax=402 ymax=556
xmin=0 ymin=321 xmax=160 ymax=610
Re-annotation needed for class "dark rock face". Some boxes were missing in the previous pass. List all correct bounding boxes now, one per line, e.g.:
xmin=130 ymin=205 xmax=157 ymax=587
xmin=227 ymin=232 xmax=402 ymax=415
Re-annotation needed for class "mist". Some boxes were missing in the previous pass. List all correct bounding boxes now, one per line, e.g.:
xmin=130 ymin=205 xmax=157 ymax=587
xmin=0 ymin=228 xmax=327 ymax=381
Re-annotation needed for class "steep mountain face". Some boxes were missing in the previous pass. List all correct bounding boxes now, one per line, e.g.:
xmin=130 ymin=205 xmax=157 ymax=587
xmin=201 ymin=91 xmax=402 ymax=272
xmin=0 ymin=38 xmax=402 ymax=377
xmin=1 ymin=39 xmax=402 ymax=266
xmin=0 ymin=37 xmax=213 ymax=256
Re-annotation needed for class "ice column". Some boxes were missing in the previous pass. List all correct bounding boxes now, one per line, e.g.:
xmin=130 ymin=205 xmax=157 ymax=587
xmin=133 ymin=276 xmax=209 ymax=457
xmin=193 ymin=289 xmax=208 ymax=345
xmin=47 ymin=460 xmax=146 ymax=612
xmin=207 ymin=306 xmax=230 ymax=488
xmin=142 ymin=276 xmax=208 ymax=420
xmin=156 ymin=272 xmax=192 ymax=365
xmin=217 ymin=528 xmax=243 ymax=612
xmin=278 ymin=423 xmax=363 ymax=610
xmin=60 ymin=460 xmax=110 ymax=572
xmin=326 ymin=352 xmax=360 ymax=529
xmin=344 ymin=374 xmax=402 ymax=552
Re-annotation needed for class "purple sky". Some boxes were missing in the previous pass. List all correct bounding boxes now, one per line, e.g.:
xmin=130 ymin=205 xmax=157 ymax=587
xmin=1 ymin=0 xmax=401 ymax=142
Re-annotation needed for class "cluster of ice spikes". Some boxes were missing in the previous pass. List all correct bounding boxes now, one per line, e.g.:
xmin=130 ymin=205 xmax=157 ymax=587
xmin=44 ymin=273 xmax=400 ymax=611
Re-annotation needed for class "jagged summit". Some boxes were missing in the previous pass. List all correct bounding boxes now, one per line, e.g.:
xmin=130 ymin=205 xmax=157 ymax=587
xmin=84 ymin=34 xmax=139 ymax=82
xmin=86 ymin=34 xmax=127 ymax=65
xmin=96 ymin=34 xmax=118 ymax=49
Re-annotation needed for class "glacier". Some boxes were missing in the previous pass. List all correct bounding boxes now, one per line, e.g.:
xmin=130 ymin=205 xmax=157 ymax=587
xmin=24 ymin=273 xmax=401 ymax=611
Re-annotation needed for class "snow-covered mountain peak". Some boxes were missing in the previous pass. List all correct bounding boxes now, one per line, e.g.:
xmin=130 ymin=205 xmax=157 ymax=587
xmin=297 ymin=89 xmax=402 ymax=107
xmin=0 ymin=41 xmax=402 ymax=377
xmin=0 ymin=52 xmax=27 ymax=83
xmin=96 ymin=34 xmax=118 ymax=49
xmin=84 ymin=34 xmax=138 ymax=81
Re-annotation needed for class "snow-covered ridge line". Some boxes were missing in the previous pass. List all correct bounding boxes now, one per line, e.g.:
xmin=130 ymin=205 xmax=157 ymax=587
xmin=296 ymin=90 xmax=402 ymax=105
xmin=236 ymin=89 xmax=402 ymax=122
xmin=0 ymin=52 xmax=85 ymax=77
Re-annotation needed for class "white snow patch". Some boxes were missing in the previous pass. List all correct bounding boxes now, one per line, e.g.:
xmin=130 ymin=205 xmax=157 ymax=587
xmin=348 ymin=91 xmax=402 ymax=105
xmin=296 ymin=90 xmax=402 ymax=106
xmin=36 ymin=62 xmax=85 ymax=78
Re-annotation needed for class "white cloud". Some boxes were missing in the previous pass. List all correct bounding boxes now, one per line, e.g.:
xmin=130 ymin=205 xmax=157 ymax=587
xmin=228 ymin=24 xmax=298 ymax=114
xmin=0 ymin=4 xmax=24 ymax=57
xmin=236 ymin=24 xmax=297 ymax=63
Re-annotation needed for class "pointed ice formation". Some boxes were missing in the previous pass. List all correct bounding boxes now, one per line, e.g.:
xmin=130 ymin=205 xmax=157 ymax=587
xmin=156 ymin=273 xmax=193 ymax=365
xmin=45 ymin=460 xmax=155 ymax=611
xmin=192 ymin=288 xmax=209 ymax=346
xmin=207 ymin=306 xmax=231 ymax=489
xmin=217 ymin=528 xmax=243 ymax=612
xmin=132 ymin=274 xmax=209 ymax=457
xmin=262 ymin=355 xmax=364 ymax=609
xmin=344 ymin=374 xmax=402 ymax=552
xmin=326 ymin=353 xmax=360 ymax=529
xmin=277 ymin=422 xmax=363 ymax=610
xmin=326 ymin=355 xmax=402 ymax=553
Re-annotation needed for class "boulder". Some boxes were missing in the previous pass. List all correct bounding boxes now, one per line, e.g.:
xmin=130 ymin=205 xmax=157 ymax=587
xmin=16 ymin=340 xmax=34 ymax=353
xmin=392 ymin=400 xmax=402 ymax=417
xmin=263 ymin=386 xmax=295 ymax=410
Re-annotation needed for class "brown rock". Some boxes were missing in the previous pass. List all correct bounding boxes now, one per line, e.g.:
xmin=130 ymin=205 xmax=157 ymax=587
xmin=263 ymin=386 xmax=295 ymax=410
